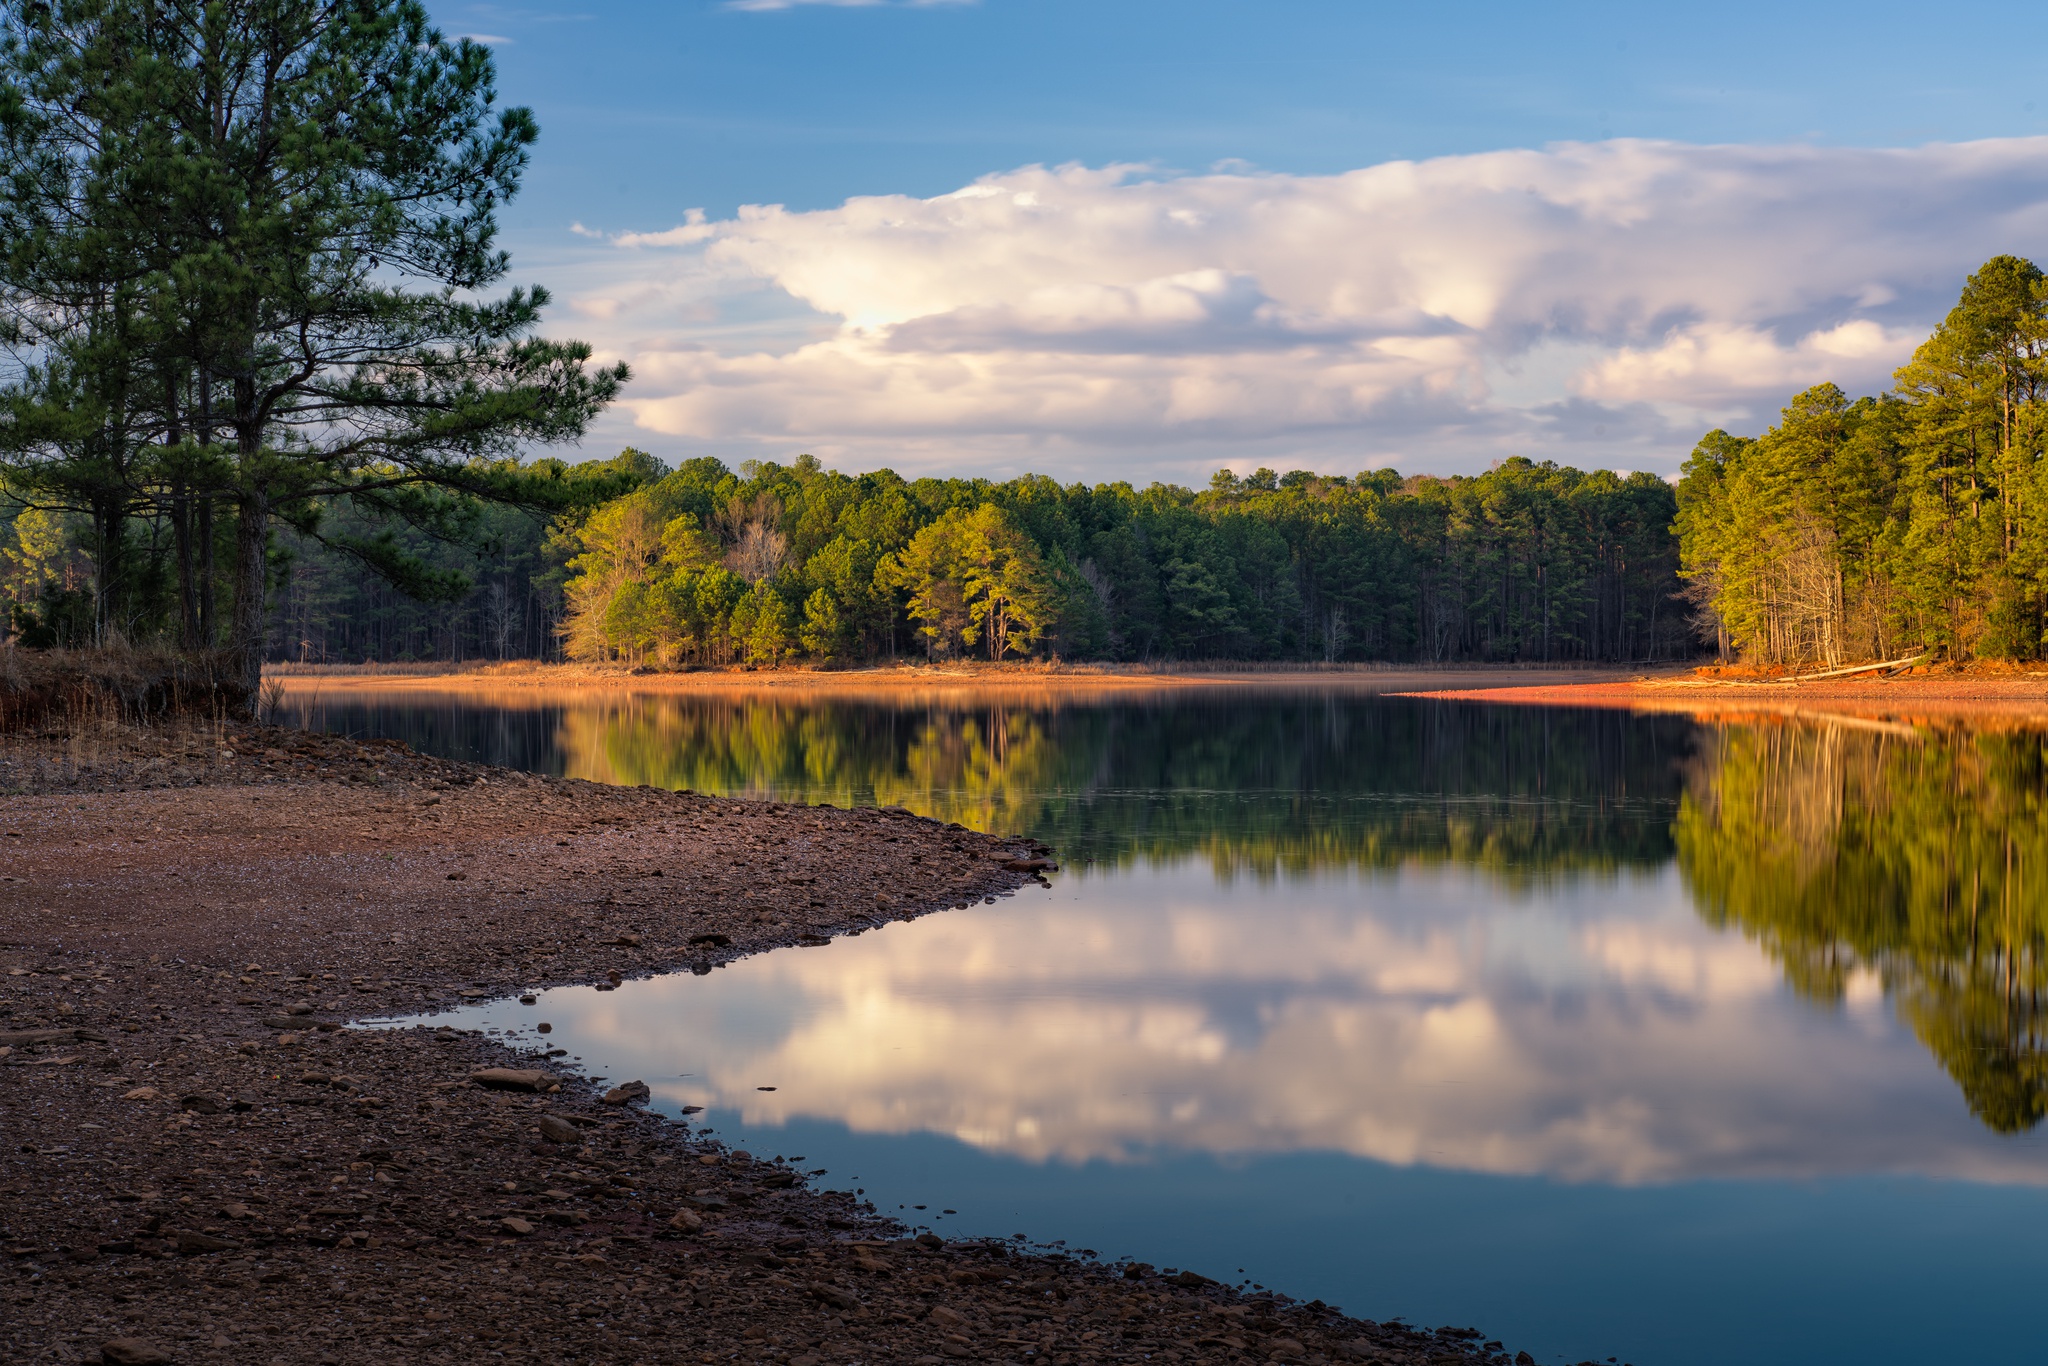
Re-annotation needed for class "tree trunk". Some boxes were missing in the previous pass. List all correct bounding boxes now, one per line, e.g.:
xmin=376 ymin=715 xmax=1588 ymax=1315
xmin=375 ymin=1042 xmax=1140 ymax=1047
xmin=198 ymin=496 xmax=216 ymax=645
xmin=230 ymin=486 xmax=269 ymax=706
xmin=174 ymin=488 xmax=200 ymax=649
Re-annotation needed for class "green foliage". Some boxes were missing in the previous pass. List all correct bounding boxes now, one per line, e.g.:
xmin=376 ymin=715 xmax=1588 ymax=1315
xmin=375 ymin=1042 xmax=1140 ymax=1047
xmin=552 ymin=454 xmax=1689 ymax=666
xmin=1678 ymin=256 xmax=2048 ymax=662
xmin=0 ymin=0 xmax=624 ymax=681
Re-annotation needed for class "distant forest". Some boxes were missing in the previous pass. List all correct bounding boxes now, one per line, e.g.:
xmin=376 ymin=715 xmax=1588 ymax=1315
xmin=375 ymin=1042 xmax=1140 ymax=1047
xmin=268 ymin=453 xmax=1685 ymax=667
xmin=9 ymin=255 xmax=2048 ymax=667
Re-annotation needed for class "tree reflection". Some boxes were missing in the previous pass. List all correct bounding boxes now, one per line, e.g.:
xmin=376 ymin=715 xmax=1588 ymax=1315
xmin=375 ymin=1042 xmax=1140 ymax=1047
xmin=552 ymin=691 xmax=1694 ymax=878
xmin=1676 ymin=721 xmax=2048 ymax=1131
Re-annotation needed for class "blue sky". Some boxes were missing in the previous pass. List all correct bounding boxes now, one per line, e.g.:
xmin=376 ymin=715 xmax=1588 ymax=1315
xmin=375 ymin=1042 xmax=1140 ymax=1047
xmin=430 ymin=1 xmax=2048 ymax=481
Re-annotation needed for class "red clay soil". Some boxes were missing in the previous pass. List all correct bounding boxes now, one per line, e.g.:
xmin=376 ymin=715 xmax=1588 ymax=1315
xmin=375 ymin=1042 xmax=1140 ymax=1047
xmin=1396 ymin=667 xmax=2048 ymax=726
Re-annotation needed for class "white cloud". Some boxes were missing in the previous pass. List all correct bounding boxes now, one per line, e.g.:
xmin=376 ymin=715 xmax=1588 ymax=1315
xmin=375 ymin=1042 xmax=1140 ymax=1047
xmin=558 ymin=137 xmax=2048 ymax=479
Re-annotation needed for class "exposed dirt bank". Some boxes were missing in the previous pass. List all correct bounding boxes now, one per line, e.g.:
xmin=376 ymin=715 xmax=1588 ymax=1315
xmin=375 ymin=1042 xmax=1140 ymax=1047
xmin=1396 ymin=671 xmax=2048 ymax=726
xmin=0 ymin=724 xmax=1534 ymax=1366
xmin=270 ymin=660 xmax=1644 ymax=705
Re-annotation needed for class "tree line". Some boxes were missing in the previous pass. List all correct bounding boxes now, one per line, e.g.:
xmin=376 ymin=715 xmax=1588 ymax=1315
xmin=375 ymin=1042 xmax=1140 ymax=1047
xmin=1677 ymin=256 xmax=2048 ymax=664
xmin=546 ymin=453 xmax=1688 ymax=667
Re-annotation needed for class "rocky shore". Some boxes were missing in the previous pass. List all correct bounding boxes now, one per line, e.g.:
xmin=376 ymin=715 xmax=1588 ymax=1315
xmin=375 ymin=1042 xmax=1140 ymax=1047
xmin=0 ymin=721 xmax=1545 ymax=1366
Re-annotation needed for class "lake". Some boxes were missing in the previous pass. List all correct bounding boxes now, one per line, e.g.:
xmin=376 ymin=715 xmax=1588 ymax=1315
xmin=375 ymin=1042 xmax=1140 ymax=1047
xmin=288 ymin=682 xmax=2048 ymax=1366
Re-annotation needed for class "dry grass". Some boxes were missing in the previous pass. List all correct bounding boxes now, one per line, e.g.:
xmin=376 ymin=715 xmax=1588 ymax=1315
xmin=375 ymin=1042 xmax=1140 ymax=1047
xmin=0 ymin=644 xmax=251 ymax=732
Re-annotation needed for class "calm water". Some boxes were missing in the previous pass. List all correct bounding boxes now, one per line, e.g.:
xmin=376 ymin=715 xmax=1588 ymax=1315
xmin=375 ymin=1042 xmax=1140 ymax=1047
xmin=295 ymin=686 xmax=2048 ymax=1366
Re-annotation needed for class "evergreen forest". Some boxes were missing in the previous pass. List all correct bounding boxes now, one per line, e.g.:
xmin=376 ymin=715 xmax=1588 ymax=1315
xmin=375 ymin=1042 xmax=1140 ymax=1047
xmin=9 ymin=159 xmax=2048 ymax=668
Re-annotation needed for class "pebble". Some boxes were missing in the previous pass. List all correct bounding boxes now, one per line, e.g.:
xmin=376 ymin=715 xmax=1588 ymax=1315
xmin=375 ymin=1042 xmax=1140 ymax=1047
xmin=602 ymin=1079 xmax=651 ymax=1106
xmin=99 ymin=1339 xmax=171 ymax=1365
xmin=499 ymin=1216 xmax=536 ymax=1236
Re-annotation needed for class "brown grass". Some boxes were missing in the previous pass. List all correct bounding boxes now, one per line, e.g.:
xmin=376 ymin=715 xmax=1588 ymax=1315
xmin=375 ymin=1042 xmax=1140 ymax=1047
xmin=0 ymin=645 xmax=252 ymax=732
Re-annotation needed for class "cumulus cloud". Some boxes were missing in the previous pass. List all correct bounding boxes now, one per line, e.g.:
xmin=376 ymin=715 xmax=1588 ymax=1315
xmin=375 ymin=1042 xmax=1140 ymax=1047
xmin=560 ymin=137 xmax=2048 ymax=479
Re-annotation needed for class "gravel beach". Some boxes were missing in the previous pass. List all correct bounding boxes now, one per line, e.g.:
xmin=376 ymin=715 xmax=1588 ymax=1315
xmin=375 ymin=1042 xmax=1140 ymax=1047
xmin=0 ymin=720 xmax=1539 ymax=1366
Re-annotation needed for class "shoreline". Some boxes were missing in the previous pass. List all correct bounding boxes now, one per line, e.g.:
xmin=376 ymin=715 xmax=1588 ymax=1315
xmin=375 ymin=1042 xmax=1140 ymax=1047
xmin=269 ymin=660 xmax=1653 ymax=703
xmin=1394 ymin=674 xmax=2048 ymax=725
xmin=0 ymin=722 xmax=1516 ymax=1366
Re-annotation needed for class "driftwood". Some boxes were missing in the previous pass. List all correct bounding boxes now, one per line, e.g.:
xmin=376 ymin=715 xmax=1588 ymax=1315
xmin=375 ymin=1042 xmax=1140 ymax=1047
xmin=1784 ymin=651 xmax=1932 ymax=683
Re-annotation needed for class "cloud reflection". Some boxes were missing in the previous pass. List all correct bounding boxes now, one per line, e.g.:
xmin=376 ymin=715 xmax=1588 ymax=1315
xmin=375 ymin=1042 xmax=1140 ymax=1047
xmin=476 ymin=862 xmax=2048 ymax=1187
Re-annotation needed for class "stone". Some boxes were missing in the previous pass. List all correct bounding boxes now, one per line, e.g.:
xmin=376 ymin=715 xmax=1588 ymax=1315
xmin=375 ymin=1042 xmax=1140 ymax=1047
xmin=122 ymin=1086 xmax=159 ymax=1101
xmin=1000 ymin=858 xmax=1053 ymax=872
xmin=100 ymin=1339 xmax=173 ymax=1365
xmin=178 ymin=1093 xmax=223 ymax=1115
xmin=602 ymin=1080 xmax=651 ymax=1106
xmin=0 ymin=1027 xmax=81 ymax=1047
xmin=1171 ymin=1269 xmax=1215 ymax=1288
xmin=810 ymin=1283 xmax=863 ymax=1312
xmin=929 ymin=1306 xmax=968 ymax=1328
xmin=537 ymin=1114 xmax=581 ymax=1144
xmin=688 ymin=933 xmax=732 ymax=948
xmin=498 ymin=1217 xmax=535 ymax=1237
xmin=471 ymin=1068 xmax=554 ymax=1092
xmin=915 ymin=1232 xmax=945 ymax=1251
xmin=667 ymin=1209 xmax=704 ymax=1233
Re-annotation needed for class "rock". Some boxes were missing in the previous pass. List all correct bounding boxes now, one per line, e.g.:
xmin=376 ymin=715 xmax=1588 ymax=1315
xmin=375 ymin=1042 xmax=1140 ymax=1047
xmin=688 ymin=933 xmax=732 ymax=948
xmin=667 ymin=1209 xmax=704 ymax=1233
xmin=758 ymin=1169 xmax=798 ymax=1189
xmin=100 ymin=1339 xmax=172 ymax=1365
xmin=929 ymin=1306 xmax=968 ymax=1328
xmin=810 ymin=1283 xmax=863 ymax=1313
xmin=0 ymin=1027 xmax=82 ymax=1047
xmin=915 ymin=1232 xmax=945 ymax=1251
xmin=498 ymin=1217 xmax=535 ymax=1237
xmin=178 ymin=1093 xmax=223 ymax=1115
xmin=171 ymin=1230 xmax=236 ymax=1254
xmin=603 ymin=1079 xmax=651 ymax=1106
xmin=122 ymin=1086 xmax=159 ymax=1101
xmin=1000 ymin=858 xmax=1053 ymax=872
xmin=1171 ymin=1269 xmax=1215 ymax=1287
xmin=537 ymin=1114 xmax=581 ymax=1144
xmin=283 ymin=1003 xmax=314 ymax=1016
xmin=471 ymin=1068 xmax=553 ymax=1092
xmin=535 ymin=1022 xmax=552 ymax=1033
xmin=1269 ymin=1338 xmax=1307 ymax=1360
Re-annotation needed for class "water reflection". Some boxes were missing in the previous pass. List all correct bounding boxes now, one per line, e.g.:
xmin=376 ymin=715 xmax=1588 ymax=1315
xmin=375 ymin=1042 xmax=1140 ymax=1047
xmin=465 ymin=861 xmax=2048 ymax=1186
xmin=297 ymin=689 xmax=1691 ymax=875
xmin=1677 ymin=720 xmax=2048 ymax=1133
xmin=296 ymin=687 xmax=2048 ymax=1141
